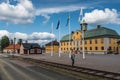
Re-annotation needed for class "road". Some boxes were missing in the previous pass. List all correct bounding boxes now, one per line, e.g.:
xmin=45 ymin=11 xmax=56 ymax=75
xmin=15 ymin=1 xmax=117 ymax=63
xmin=0 ymin=54 xmax=79 ymax=80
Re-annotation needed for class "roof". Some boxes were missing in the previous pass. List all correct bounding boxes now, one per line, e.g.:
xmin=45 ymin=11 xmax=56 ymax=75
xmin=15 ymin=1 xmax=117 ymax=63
xmin=61 ymin=27 xmax=120 ymax=41
xmin=85 ymin=27 xmax=120 ymax=39
xmin=45 ymin=40 xmax=59 ymax=46
xmin=60 ymin=34 xmax=72 ymax=42
xmin=22 ymin=43 xmax=40 ymax=50
xmin=4 ymin=44 xmax=21 ymax=49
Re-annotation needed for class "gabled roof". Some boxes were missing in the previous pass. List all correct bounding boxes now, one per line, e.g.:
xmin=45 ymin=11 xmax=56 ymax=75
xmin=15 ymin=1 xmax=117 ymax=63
xmin=45 ymin=40 xmax=59 ymax=46
xmin=22 ymin=43 xmax=40 ymax=50
xmin=4 ymin=44 xmax=21 ymax=49
xmin=85 ymin=27 xmax=120 ymax=39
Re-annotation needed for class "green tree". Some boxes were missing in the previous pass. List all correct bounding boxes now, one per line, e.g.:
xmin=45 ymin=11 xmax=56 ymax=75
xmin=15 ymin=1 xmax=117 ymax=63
xmin=1 ymin=36 xmax=10 ymax=51
xmin=17 ymin=39 xmax=22 ymax=45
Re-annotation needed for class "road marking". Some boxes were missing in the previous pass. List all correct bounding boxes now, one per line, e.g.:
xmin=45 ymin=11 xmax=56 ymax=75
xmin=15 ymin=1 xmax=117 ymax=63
xmin=0 ymin=60 xmax=15 ymax=80
xmin=9 ymin=59 xmax=56 ymax=80
xmin=0 ymin=59 xmax=35 ymax=80
xmin=26 ymin=67 xmax=56 ymax=80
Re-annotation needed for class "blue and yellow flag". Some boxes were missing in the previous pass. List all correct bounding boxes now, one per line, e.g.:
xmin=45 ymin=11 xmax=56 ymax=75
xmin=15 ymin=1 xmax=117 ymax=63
xmin=56 ymin=20 xmax=60 ymax=29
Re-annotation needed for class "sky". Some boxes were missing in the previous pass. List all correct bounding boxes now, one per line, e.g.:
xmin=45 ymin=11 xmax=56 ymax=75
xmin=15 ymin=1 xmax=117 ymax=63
xmin=0 ymin=0 xmax=120 ymax=45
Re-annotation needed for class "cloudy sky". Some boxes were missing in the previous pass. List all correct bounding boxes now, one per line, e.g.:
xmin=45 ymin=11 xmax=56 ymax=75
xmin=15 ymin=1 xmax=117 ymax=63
xmin=0 ymin=0 xmax=120 ymax=45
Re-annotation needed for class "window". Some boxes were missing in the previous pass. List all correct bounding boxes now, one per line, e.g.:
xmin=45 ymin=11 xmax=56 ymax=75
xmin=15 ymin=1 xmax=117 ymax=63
xmin=95 ymin=47 xmax=98 ymax=50
xmin=109 ymin=47 xmax=111 ymax=50
xmin=85 ymin=47 xmax=87 ymax=50
xmin=90 ymin=39 xmax=92 ymax=44
xmin=90 ymin=47 xmax=92 ymax=50
xmin=67 ymin=48 xmax=68 ymax=50
xmin=67 ymin=42 xmax=68 ymax=45
xmin=101 ymin=38 xmax=104 ymax=44
xmin=95 ymin=39 xmax=97 ymax=44
xmin=101 ymin=47 xmax=104 ymax=50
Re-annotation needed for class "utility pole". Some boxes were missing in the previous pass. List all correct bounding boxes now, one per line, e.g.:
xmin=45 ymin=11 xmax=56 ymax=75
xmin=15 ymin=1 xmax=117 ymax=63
xmin=14 ymin=37 xmax=16 ymax=54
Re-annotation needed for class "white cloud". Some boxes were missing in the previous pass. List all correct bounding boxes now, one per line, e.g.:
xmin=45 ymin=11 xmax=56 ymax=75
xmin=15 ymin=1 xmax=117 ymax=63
xmin=0 ymin=0 xmax=84 ymax=24
xmin=0 ymin=30 xmax=55 ymax=44
xmin=14 ymin=32 xmax=28 ymax=40
xmin=36 ymin=5 xmax=84 ymax=23
xmin=0 ymin=30 xmax=11 ymax=38
xmin=0 ymin=0 xmax=35 ymax=24
xmin=83 ymin=8 xmax=120 ymax=25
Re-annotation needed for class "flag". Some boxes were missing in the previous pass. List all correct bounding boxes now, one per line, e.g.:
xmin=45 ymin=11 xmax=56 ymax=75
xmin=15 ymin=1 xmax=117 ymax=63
xmin=78 ymin=8 xmax=83 ymax=22
xmin=56 ymin=20 xmax=60 ymax=29
xmin=66 ymin=15 xmax=70 ymax=26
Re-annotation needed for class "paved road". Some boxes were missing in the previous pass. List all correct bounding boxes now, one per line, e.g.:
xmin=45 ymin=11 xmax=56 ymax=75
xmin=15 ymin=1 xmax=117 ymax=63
xmin=17 ymin=53 xmax=120 ymax=73
xmin=0 ymin=55 xmax=79 ymax=80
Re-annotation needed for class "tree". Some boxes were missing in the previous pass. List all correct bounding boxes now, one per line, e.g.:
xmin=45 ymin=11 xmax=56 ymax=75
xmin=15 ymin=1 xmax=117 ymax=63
xmin=1 ymin=36 xmax=10 ymax=51
xmin=17 ymin=39 xmax=22 ymax=45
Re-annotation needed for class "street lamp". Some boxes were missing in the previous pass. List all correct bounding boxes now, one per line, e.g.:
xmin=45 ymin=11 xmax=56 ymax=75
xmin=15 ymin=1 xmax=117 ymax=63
xmin=80 ymin=20 xmax=87 ymax=59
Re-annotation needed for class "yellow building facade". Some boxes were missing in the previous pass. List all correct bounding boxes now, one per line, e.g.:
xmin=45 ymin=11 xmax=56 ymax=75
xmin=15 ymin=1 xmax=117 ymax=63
xmin=45 ymin=40 xmax=59 ymax=53
xmin=117 ymin=41 xmax=120 ymax=54
xmin=60 ymin=26 xmax=120 ymax=54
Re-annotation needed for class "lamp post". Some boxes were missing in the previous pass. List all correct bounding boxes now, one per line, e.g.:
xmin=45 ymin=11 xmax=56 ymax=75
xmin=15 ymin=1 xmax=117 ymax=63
xmin=14 ymin=37 xmax=16 ymax=54
xmin=80 ymin=20 xmax=87 ymax=59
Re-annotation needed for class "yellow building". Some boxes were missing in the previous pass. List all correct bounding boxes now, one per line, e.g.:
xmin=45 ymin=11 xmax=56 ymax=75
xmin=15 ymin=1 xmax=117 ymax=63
xmin=45 ymin=40 xmax=59 ymax=53
xmin=117 ymin=41 xmax=120 ymax=54
xmin=60 ymin=25 xmax=120 ymax=54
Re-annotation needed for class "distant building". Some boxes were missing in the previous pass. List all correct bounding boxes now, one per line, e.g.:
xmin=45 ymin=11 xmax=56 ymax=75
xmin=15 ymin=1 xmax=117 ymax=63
xmin=20 ymin=43 xmax=42 ymax=54
xmin=45 ymin=40 xmax=59 ymax=53
xmin=60 ymin=25 xmax=120 ymax=54
xmin=3 ymin=44 xmax=21 ymax=53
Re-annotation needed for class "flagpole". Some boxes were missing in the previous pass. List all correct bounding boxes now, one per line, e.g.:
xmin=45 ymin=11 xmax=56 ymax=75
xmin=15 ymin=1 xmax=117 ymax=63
xmin=51 ymin=23 xmax=53 ymax=56
xmin=59 ymin=24 xmax=61 ymax=57
xmin=79 ymin=8 xmax=85 ymax=59
xmin=68 ymin=14 xmax=71 ymax=58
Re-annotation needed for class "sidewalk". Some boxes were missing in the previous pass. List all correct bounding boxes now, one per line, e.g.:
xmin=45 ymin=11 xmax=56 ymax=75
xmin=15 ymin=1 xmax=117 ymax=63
xmin=17 ymin=53 xmax=120 ymax=74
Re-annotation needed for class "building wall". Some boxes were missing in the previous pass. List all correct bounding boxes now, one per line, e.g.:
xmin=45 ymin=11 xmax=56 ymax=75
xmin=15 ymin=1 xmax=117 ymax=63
xmin=118 ymin=44 xmax=120 ymax=54
xmin=20 ymin=45 xmax=24 ymax=54
xmin=45 ymin=45 xmax=59 ymax=53
xmin=3 ymin=49 xmax=18 ymax=53
xmin=60 ymin=30 xmax=119 ymax=54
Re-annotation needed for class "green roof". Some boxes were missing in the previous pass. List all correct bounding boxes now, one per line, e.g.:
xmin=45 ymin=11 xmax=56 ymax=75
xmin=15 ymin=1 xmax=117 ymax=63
xmin=61 ymin=27 xmax=120 ymax=41
xmin=60 ymin=34 xmax=72 ymax=42
xmin=85 ymin=27 xmax=120 ymax=39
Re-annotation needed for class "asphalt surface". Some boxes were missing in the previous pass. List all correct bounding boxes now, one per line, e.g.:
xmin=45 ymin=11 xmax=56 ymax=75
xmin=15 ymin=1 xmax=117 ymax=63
xmin=18 ymin=53 xmax=120 ymax=73
xmin=0 ymin=55 xmax=79 ymax=80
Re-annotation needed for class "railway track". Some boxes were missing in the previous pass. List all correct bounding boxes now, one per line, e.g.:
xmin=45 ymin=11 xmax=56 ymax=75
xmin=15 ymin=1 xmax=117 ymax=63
xmin=15 ymin=56 xmax=120 ymax=80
